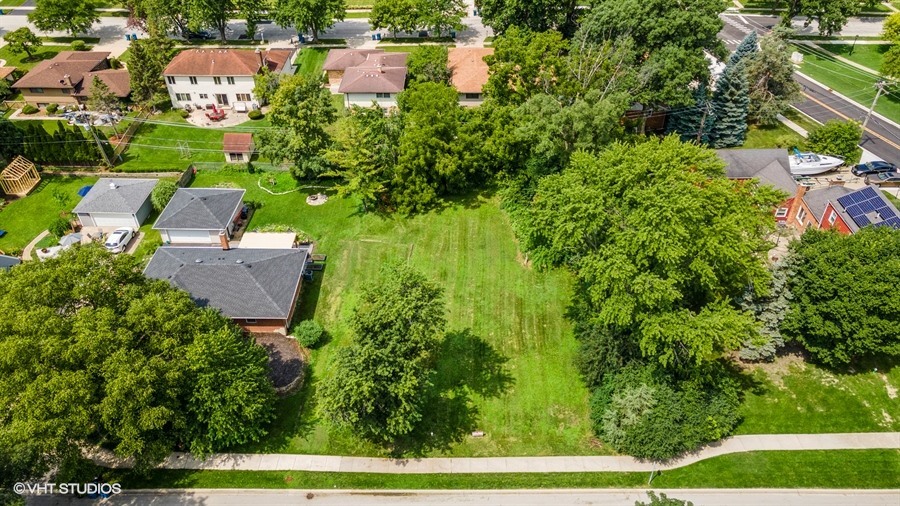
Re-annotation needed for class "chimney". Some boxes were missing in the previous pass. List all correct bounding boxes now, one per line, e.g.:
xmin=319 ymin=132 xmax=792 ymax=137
xmin=218 ymin=231 xmax=230 ymax=250
xmin=255 ymin=48 xmax=264 ymax=69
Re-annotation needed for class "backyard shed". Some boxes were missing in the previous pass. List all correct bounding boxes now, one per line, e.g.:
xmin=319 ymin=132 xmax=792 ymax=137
xmin=223 ymin=133 xmax=255 ymax=163
xmin=0 ymin=156 xmax=41 ymax=197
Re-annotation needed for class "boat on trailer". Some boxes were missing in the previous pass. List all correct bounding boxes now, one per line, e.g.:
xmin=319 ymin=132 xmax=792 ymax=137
xmin=789 ymin=149 xmax=844 ymax=176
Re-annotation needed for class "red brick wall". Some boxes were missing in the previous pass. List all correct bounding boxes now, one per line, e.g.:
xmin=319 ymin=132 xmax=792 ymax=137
xmin=820 ymin=203 xmax=853 ymax=235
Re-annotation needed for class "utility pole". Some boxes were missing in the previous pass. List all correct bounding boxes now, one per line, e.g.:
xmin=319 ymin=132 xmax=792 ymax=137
xmin=87 ymin=124 xmax=113 ymax=168
xmin=861 ymin=81 xmax=886 ymax=133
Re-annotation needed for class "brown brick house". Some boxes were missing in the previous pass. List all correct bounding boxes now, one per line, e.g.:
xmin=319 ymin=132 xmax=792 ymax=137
xmin=11 ymin=51 xmax=130 ymax=107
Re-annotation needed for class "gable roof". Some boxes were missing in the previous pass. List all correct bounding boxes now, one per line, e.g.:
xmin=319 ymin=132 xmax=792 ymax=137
xmin=153 ymin=188 xmax=245 ymax=230
xmin=223 ymin=133 xmax=254 ymax=153
xmin=12 ymin=51 xmax=110 ymax=90
xmin=717 ymin=149 xmax=797 ymax=195
xmin=72 ymin=178 xmax=157 ymax=215
xmin=802 ymin=185 xmax=854 ymax=224
xmin=323 ymin=49 xmax=384 ymax=71
xmin=831 ymin=185 xmax=900 ymax=231
xmin=163 ymin=48 xmax=295 ymax=76
xmin=357 ymin=52 xmax=408 ymax=68
xmin=75 ymin=69 xmax=131 ymax=98
xmin=339 ymin=66 xmax=407 ymax=93
xmin=143 ymin=247 xmax=310 ymax=319
xmin=448 ymin=47 xmax=493 ymax=94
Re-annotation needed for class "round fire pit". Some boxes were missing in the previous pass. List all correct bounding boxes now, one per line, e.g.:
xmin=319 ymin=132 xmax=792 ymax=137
xmin=305 ymin=193 xmax=328 ymax=206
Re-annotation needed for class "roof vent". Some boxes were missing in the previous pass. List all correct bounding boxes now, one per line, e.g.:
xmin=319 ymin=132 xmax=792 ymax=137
xmin=109 ymin=182 xmax=117 ymax=190
xmin=195 ymin=259 xmax=203 ymax=263
xmin=236 ymin=259 xmax=244 ymax=264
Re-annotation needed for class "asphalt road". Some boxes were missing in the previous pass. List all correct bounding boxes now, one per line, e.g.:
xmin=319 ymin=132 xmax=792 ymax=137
xmin=719 ymin=13 xmax=900 ymax=166
xmin=24 ymin=489 xmax=900 ymax=506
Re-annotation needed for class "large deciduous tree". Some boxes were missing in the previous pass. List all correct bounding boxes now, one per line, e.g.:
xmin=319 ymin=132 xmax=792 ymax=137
xmin=805 ymin=119 xmax=863 ymax=164
xmin=128 ymin=35 xmax=176 ymax=106
xmin=484 ymin=27 xmax=569 ymax=105
xmin=319 ymin=264 xmax=446 ymax=446
xmin=272 ymin=0 xmax=345 ymax=42
xmin=257 ymin=73 xmax=336 ymax=179
xmin=126 ymin=0 xmax=190 ymax=37
xmin=0 ymin=246 xmax=275 ymax=486
xmin=782 ymin=227 xmax=900 ymax=366
xmin=407 ymin=45 xmax=450 ymax=84
xmin=882 ymin=13 xmax=900 ymax=79
xmin=778 ymin=0 xmax=877 ymax=36
xmin=29 ymin=0 xmax=100 ymax=35
xmin=745 ymin=26 xmax=802 ymax=125
xmin=3 ymin=28 xmax=42 ymax=59
xmin=476 ymin=0 xmax=579 ymax=36
xmin=370 ymin=0 xmax=421 ymax=37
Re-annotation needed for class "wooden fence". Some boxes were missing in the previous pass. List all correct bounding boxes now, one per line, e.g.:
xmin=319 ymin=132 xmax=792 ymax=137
xmin=111 ymin=110 xmax=151 ymax=159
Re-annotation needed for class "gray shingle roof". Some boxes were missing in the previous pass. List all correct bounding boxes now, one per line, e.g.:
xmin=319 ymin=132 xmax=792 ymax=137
xmin=72 ymin=178 xmax=157 ymax=214
xmin=153 ymin=188 xmax=245 ymax=230
xmin=143 ymin=247 xmax=310 ymax=319
xmin=0 ymin=254 xmax=21 ymax=270
xmin=717 ymin=149 xmax=797 ymax=195
xmin=803 ymin=186 xmax=854 ymax=224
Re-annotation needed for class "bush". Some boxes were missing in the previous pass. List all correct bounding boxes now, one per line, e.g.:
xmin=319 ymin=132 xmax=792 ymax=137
xmin=108 ymin=57 xmax=122 ymax=69
xmin=806 ymin=119 xmax=863 ymax=165
xmin=248 ymin=109 xmax=263 ymax=120
xmin=70 ymin=40 xmax=87 ymax=51
xmin=178 ymin=109 xmax=190 ymax=119
xmin=45 ymin=103 xmax=59 ymax=114
xmin=48 ymin=216 xmax=71 ymax=238
xmin=22 ymin=104 xmax=39 ymax=115
xmin=151 ymin=180 xmax=179 ymax=212
xmin=292 ymin=320 xmax=325 ymax=348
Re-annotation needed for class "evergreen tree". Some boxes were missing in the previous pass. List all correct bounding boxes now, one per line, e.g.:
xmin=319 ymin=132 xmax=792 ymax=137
xmin=729 ymin=32 xmax=758 ymax=66
xmin=666 ymin=82 xmax=712 ymax=144
xmin=709 ymin=61 xmax=749 ymax=148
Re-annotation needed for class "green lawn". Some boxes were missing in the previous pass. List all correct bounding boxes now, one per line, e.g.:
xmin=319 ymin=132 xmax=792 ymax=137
xmin=819 ymin=43 xmax=891 ymax=73
xmin=737 ymin=356 xmax=900 ymax=434
xmin=742 ymin=120 xmax=805 ymax=149
xmin=793 ymin=44 xmax=900 ymax=124
xmin=0 ymin=0 xmax=26 ymax=6
xmin=113 ymin=450 xmax=900 ymax=489
xmin=344 ymin=11 xmax=370 ymax=18
xmin=783 ymin=107 xmax=822 ymax=134
xmin=186 ymin=169 xmax=594 ymax=458
xmin=295 ymin=47 xmax=329 ymax=76
xmin=116 ymin=111 xmax=271 ymax=172
xmin=0 ymin=176 xmax=97 ymax=253
xmin=0 ymin=44 xmax=89 ymax=71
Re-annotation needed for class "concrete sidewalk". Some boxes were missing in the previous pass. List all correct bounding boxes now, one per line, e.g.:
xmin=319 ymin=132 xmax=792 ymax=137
xmin=89 ymin=432 xmax=900 ymax=474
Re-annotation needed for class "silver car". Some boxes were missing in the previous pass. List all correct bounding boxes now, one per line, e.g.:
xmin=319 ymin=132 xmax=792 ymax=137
xmin=104 ymin=227 xmax=134 ymax=253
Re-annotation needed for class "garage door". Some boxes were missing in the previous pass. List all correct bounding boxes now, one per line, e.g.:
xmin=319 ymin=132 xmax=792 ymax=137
xmin=90 ymin=213 xmax=137 ymax=228
xmin=166 ymin=229 xmax=213 ymax=244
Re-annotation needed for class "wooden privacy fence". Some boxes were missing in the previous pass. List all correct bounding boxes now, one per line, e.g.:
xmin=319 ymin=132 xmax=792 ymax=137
xmin=112 ymin=110 xmax=151 ymax=159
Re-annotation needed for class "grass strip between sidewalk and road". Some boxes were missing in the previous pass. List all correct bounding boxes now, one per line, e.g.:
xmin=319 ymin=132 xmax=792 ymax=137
xmin=112 ymin=450 xmax=900 ymax=490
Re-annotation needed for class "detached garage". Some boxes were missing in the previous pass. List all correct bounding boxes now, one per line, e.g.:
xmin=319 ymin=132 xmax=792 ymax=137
xmin=153 ymin=188 xmax=245 ymax=246
xmin=73 ymin=178 xmax=157 ymax=229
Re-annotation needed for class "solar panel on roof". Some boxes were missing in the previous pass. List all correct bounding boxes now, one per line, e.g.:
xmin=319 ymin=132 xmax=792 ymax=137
xmin=861 ymin=186 xmax=878 ymax=199
xmin=835 ymin=187 xmax=900 ymax=229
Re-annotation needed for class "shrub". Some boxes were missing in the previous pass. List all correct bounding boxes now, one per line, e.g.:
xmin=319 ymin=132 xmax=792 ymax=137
xmin=108 ymin=57 xmax=121 ymax=69
xmin=70 ymin=40 xmax=87 ymax=51
xmin=178 ymin=109 xmax=190 ymax=119
xmin=292 ymin=320 xmax=325 ymax=348
xmin=151 ymin=180 xmax=178 ymax=212
xmin=248 ymin=109 xmax=263 ymax=120
xmin=22 ymin=104 xmax=39 ymax=115
xmin=806 ymin=119 xmax=863 ymax=165
xmin=45 ymin=103 xmax=59 ymax=114
xmin=48 ymin=216 xmax=71 ymax=238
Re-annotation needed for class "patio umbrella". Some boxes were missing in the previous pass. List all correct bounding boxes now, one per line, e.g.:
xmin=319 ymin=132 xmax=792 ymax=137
xmin=58 ymin=233 xmax=83 ymax=247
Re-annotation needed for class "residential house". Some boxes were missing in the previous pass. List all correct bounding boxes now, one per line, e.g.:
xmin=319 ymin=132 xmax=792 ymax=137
xmin=322 ymin=49 xmax=384 ymax=86
xmin=448 ymin=47 xmax=493 ymax=106
xmin=153 ymin=188 xmax=245 ymax=245
xmin=11 ymin=52 xmax=130 ymax=107
xmin=338 ymin=52 xmax=408 ymax=108
xmin=717 ymin=149 xmax=799 ymax=225
xmin=223 ymin=132 xmax=254 ymax=163
xmin=0 ymin=67 xmax=16 ymax=83
xmin=789 ymin=184 xmax=900 ymax=233
xmin=144 ymin=246 xmax=311 ymax=334
xmin=163 ymin=48 xmax=296 ymax=111
xmin=73 ymin=178 xmax=158 ymax=229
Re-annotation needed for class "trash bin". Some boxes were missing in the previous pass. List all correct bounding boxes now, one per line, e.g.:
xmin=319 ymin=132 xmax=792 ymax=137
xmin=132 ymin=33 xmax=137 ymax=39
xmin=371 ymin=34 xmax=376 ymax=40
xmin=124 ymin=34 xmax=130 ymax=40
xmin=299 ymin=34 xmax=305 ymax=43
xmin=375 ymin=33 xmax=382 ymax=40
xmin=450 ymin=31 xmax=456 ymax=38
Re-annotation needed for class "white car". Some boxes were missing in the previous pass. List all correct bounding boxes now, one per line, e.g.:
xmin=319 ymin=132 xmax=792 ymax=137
xmin=104 ymin=227 xmax=134 ymax=253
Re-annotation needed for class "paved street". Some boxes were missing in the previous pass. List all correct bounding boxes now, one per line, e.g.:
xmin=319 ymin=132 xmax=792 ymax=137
xmin=25 ymin=488 xmax=900 ymax=506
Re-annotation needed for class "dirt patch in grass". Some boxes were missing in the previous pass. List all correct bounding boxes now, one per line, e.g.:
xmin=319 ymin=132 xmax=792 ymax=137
xmin=254 ymin=334 xmax=306 ymax=392
xmin=734 ymin=348 xmax=808 ymax=388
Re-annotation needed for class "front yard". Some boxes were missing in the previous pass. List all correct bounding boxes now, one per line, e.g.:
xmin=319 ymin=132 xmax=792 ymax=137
xmin=0 ymin=44 xmax=93 ymax=71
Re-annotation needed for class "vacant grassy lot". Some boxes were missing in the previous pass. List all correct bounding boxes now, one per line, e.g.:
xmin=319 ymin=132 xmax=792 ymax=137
xmin=0 ymin=175 xmax=97 ymax=252
xmin=792 ymin=44 xmax=900 ymax=124
xmin=0 ymin=44 xmax=90 ymax=71
xmin=115 ymin=450 xmax=900 ymax=489
xmin=737 ymin=355 xmax=900 ymax=434
xmin=819 ymin=44 xmax=890 ymax=73
xmin=188 ymin=169 xmax=595 ymax=457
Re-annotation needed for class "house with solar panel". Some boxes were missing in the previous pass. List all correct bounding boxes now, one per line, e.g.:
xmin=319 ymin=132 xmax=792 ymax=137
xmin=788 ymin=185 xmax=900 ymax=234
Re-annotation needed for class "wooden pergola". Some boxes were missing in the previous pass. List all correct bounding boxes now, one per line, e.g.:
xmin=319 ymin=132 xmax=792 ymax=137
xmin=0 ymin=156 xmax=40 ymax=197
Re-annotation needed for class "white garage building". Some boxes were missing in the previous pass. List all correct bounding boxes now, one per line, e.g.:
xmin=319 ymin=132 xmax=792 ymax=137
xmin=153 ymin=188 xmax=245 ymax=246
xmin=73 ymin=178 xmax=157 ymax=229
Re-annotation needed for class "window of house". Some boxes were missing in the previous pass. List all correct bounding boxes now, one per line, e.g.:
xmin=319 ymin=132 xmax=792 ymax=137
xmin=775 ymin=207 xmax=788 ymax=218
xmin=796 ymin=207 xmax=807 ymax=222
xmin=376 ymin=92 xmax=391 ymax=98
xmin=245 ymin=318 xmax=257 ymax=324
xmin=235 ymin=93 xmax=251 ymax=102
xmin=175 ymin=93 xmax=191 ymax=101
xmin=828 ymin=210 xmax=837 ymax=225
xmin=29 ymin=88 xmax=44 ymax=93
xmin=166 ymin=76 xmax=175 ymax=84
xmin=229 ymin=153 xmax=243 ymax=161
xmin=464 ymin=93 xmax=481 ymax=100
xmin=226 ymin=77 xmax=235 ymax=85
xmin=199 ymin=93 xmax=208 ymax=99
xmin=213 ymin=77 xmax=222 ymax=85
xmin=189 ymin=76 xmax=198 ymax=85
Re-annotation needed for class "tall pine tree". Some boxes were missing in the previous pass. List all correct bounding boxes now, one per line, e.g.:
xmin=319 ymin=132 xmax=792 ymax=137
xmin=709 ymin=60 xmax=750 ymax=148
xmin=667 ymin=82 xmax=713 ymax=144
xmin=729 ymin=32 xmax=758 ymax=66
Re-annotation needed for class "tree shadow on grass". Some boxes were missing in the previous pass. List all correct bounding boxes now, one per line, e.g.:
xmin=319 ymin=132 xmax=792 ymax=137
xmin=390 ymin=328 xmax=515 ymax=457
xmin=234 ymin=368 xmax=319 ymax=453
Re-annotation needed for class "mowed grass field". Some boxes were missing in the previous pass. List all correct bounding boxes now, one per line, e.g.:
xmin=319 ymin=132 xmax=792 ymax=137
xmin=0 ymin=176 xmax=98 ymax=252
xmin=819 ymin=43 xmax=890 ymax=73
xmin=188 ymin=170 xmax=597 ymax=457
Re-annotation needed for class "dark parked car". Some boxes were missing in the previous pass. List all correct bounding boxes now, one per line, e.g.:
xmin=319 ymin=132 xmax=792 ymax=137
xmin=184 ymin=30 xmax=215 ymax=40
xmin=851 ymin=160 xmax=897 ymax=177
xmin=865 ymin=171 xmax=900 ymax=187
